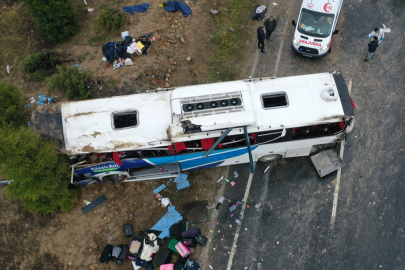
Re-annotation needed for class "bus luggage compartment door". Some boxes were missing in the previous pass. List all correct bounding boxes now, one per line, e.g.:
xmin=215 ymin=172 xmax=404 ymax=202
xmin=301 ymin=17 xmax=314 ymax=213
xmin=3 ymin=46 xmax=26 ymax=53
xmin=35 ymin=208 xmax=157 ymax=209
xmin=285 ymin=146 xmax=312 ymax=158
xmin=124 ymin=163 xmax=181 ymax=182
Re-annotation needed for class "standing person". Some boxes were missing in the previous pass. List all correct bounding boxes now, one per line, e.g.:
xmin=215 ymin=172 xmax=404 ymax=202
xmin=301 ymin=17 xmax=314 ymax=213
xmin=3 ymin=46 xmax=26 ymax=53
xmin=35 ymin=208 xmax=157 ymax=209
xmin=264 ymin=16 xmax=277 ymax=40
xmin=367 ymin=27 xmax=384 ymax=44
xmin=365 ymin=36 xmax=379 ymax=62
xmin=257 ymin=26 xmax=266 ymax=54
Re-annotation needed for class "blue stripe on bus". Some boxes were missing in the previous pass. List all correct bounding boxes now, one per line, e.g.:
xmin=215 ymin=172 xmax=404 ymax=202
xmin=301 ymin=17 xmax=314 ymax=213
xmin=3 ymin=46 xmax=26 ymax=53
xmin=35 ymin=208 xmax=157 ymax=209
xmin=177 ymin=146 xmax=258 ymax=170
xmin=183 ymin=161 xmax=225 ymax=171
xmin=75 ymin=146 xmax=257 ymax=175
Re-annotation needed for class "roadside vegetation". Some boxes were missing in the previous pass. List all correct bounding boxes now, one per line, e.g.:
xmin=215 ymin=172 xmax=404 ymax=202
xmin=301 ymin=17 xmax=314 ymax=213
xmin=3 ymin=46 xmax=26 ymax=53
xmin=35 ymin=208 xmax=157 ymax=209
xmin=22 ymin=0 xmax=79 ymax=42
xmin=49 ymin=66 xmax=92 ymax=100
xmin=95 ymin=8 xmax=127 ymax=32
xmin=22 ymin=50 xmax=60 ymax=81
xmin=209 ymin=0 xmax=257 ymax=81
xmin=0 ymin=84 xmax=79 ymax=215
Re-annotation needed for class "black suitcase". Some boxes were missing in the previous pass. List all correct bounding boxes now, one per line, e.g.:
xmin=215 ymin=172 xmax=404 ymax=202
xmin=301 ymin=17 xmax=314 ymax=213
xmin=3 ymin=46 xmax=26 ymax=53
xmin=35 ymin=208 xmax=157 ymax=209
xmin=154 ymin=248 xmax=172 ymax=266
xmin=99 ymin=244 xmax=113 ymax=264
xmin=157 ymin=237 xmax=166 ymax=245
xmin=181 ymin=237 xmax=197 ymax=247
xmin=196 ymin=234 xmax=208 ymax=246
xmin=117 ymin=244 xmax=128 ymax=263
xmin=123 ymin=224 xmax=134 ymax=238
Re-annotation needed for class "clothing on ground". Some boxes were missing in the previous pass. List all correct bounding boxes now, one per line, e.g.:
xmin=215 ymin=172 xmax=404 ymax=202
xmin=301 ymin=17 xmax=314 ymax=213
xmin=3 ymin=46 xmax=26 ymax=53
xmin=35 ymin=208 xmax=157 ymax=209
xmin=368 ymin=29 xmax=384 ymax=44
xmin=123 ymin=3 xmax=150 ymax=15
xmin=256 ymin=5 xmax=266 ymax=13
xmin=164 ymin=1 xmax=192 ymax=17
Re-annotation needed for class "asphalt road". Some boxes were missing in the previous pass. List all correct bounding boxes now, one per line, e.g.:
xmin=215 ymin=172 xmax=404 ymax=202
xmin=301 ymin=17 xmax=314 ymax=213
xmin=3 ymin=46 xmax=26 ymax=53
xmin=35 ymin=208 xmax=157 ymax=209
xmin=205 ymin=0 xmax=405 ymax=269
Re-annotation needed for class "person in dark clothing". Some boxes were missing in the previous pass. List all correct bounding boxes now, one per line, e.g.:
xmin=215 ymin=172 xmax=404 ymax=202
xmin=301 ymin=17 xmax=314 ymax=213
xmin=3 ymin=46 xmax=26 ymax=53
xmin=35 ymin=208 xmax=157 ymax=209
xmin=264 ymin=16 xmax=277 ymax=39
xmin=365 ymin=36 xmax=378 ymax=62
xmin=257 ymin=26 xmax=266 ymax=54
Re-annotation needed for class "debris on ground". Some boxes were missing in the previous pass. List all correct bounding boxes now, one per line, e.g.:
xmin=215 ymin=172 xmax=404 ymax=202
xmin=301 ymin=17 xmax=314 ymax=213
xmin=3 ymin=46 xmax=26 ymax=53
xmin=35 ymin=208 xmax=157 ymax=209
xmin=174 ymin=174 xmax=190 ymax=190
xmin=264 ymin=166 xmax=270 ymax=172
xmin=229 ymin=205 xmax=237 ymax=212
xmin=217 ymin=176 xmax=223 ymax=183
xmin=218 ymin=196 xmax=225 ymax=203
xmin=234 ymin=171 xmax=239 ymax=178
xmin=6 ymin=65 xmax=13 ymax=74
xmin=210 ymin=9 xmax=219 ymax=15
xmin=153 ymin=184 xmax=167 ymax=194
xmin=122 ymin=3 xmax=150 ymax=15
xmin=81 ymin=195 xmax=107 ymax=214
xmin=255 ymin=203 xmax=261 ymax=209
xmin=150 ymin=206 xmax=182 ymax=238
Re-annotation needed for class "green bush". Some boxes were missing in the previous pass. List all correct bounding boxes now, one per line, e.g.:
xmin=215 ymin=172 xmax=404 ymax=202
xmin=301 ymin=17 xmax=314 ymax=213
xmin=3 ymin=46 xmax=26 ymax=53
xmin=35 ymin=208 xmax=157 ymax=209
xmin=22 ymin=50 xmax=59 ymax=80
xmin=0 ymin=83 xmax=26 ymax=128
xmin=95 ymin=8 xmax=126 ymax=31
xmin=49 ymin=66 xmax=91 ymax=100
xmin=0 ymin=126 xmax=79 ymax=215
xmin=23 ymin=0 xmax=79 ymax=42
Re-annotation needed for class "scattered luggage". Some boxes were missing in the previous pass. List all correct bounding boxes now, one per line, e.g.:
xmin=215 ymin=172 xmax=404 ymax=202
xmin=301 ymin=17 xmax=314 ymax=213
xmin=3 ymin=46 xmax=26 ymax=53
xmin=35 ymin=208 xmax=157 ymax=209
xmin=181 ymin=228 xmax=201 ymax=238
xmin=185 ymin=259 xmax=201 ymax=270
xmin=124 ymin=224 xmax=134 ymax=238
xmin=160 ymin=264 xmax=175 ymax=270
xmin=155 ymin=248 xmax=173 ymax=266
xmin=169 ymin=220 xmax=188 ymax=240
xmin=181 ymin=237 xmax=197 ymax=247
xmin=175 ymin=256 xmax=188 ymax=270
xmin=128 ymin=240 xmax=142 ymax=260
xmin=81 ymin=195 xmax=107 ymax=214
xmin=99 ymin=244 xmax=113 ymax=264
xmin=118 ymin=244 xmax=129 ymax=262
xmin=168 ymin=239 xmax=180 ymax=253
xmin=135 ymin=257 xmax=150 ymax=267
xmin=175 ymin=241 xmax=190 ymax=258
xmin=196 ymin=235 xmax=207 ymax=246
xmin=157 ymin=237 xmax=166 ymax=245
xmin=112 ymin=246 xmax=122 ymax=263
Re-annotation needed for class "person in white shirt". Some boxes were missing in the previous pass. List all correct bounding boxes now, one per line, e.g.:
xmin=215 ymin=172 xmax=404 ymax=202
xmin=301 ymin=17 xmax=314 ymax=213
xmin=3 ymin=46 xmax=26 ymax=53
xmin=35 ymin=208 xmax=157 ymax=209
xmin=367 ymin=27 xmax=384 ymax=44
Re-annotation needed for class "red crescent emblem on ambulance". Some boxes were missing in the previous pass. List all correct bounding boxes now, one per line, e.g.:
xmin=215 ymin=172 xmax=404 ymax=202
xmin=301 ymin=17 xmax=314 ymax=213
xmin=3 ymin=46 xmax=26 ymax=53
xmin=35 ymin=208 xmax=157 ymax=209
xmin=324 ymin=3 xmax=332 ymax=12
xmin=307 ymin=2 xmax=314 ymax=7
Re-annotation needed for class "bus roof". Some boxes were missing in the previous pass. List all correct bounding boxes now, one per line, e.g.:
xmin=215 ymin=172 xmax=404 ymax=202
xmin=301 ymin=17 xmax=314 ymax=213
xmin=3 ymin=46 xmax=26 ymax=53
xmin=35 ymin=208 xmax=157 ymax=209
xmin=61 ymin=72 xmax=350 ymax=155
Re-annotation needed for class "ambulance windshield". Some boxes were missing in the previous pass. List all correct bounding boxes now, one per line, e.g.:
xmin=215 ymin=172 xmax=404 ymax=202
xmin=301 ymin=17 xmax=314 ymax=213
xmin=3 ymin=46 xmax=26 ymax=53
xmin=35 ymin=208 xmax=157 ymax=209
xmin=298 ymin=9 xmax=334 ymax=38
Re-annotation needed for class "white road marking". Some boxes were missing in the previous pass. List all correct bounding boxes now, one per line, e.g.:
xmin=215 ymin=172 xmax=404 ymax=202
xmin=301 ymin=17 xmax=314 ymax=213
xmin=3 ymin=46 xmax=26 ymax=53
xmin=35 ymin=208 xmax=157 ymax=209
xmin=226 ymin=168 xmax=255 ymax=270
xmin=272 ymin=4 xmax=292 ymax=77
xmin=330 ymin=79 xmax=352 ymax=229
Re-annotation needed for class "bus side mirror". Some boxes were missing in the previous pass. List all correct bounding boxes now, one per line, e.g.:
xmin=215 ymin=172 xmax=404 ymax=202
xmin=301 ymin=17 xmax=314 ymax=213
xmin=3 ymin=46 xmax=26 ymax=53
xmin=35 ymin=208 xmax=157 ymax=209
xmin=333 ymin=29 xmax=339 ymax=35
xmin=292 ymin=20 xmax=296 ymax=27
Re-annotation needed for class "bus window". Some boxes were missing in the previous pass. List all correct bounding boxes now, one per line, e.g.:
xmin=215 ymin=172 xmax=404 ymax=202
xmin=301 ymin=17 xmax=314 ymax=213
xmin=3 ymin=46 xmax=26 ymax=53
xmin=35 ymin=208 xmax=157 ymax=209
xmin=218 ymin=134 xmax=256 ymax=149
xmin=292 ymin=122 xmax=345 ymax=139
xmin=256 ymin=129 xmax=284 ymax=144
xmin=112 ymin=111 xmax=138 ymax=129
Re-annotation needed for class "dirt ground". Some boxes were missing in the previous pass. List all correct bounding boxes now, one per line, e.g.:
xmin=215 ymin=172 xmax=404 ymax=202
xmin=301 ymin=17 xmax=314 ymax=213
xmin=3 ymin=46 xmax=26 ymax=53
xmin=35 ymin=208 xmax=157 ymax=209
xmin=0 ymin=166 xmax=230 ymax=269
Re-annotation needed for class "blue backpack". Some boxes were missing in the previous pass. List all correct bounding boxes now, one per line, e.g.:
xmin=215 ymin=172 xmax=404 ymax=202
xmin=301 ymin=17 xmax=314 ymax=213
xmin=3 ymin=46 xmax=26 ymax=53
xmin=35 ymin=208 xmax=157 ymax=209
xmin=185 ymin=259 xmax=201 ymax=270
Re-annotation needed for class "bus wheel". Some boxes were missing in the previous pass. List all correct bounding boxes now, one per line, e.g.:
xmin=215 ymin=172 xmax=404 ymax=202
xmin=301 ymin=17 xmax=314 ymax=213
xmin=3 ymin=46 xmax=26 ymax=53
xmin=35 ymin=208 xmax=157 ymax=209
xmin=259 ymin=154 xmax=282 ymax=162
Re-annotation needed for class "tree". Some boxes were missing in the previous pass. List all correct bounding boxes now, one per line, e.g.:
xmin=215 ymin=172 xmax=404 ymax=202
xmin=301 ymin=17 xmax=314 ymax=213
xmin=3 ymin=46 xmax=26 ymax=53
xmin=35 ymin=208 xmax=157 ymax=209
xmin=23 ymin=0 xmax=79 ymax=42
xmin=0 ymin=83 xmax=26 ymax=128
xmin=50 ymin=66 xmax=91 ymax=100
xmin=0 ymin=126 xmax=79 ymax=215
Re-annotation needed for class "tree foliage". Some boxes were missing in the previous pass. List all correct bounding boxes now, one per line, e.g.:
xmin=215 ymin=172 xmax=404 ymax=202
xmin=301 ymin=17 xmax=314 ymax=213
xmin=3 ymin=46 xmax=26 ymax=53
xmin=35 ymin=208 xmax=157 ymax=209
xmin=0 ymin=126 xmax=79 ymax=215
xmin=0 ymin=83 xmax=26 ymax=128
xmin=49 ymin=66 xmax=91 ymax=100
xmin=22 ymin=50 xmax=60 ymax=80
xmin=23 ymin=0 xmax=79 ymax=42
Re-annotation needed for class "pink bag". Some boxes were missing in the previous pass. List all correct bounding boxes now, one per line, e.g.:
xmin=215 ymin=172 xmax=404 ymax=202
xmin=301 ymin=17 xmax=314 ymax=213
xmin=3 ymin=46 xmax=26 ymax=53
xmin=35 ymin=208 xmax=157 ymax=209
xmin=160 ymin=264 xmax=174 ymax=270
xmin=175 ymin=242 xmax=190 ymax=258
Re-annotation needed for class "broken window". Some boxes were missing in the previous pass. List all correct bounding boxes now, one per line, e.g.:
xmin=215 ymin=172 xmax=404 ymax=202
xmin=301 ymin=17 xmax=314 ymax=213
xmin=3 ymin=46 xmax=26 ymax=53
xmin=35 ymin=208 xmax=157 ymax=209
xmin=261 ymin=92 xmax=288 ymax=109
xmin=112 ymin=111 xmax=138 ymax=129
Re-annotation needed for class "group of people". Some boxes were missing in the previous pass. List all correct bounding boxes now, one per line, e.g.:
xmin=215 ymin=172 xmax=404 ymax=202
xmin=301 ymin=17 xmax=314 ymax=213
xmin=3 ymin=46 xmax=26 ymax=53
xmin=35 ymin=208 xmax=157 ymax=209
xmin=256 ymin=16 xmax=385 ymax=62
xmin=365 ymin=27 xmax=384 ymax=62
xmin=257 ymin=16 xmax=277 ymax=54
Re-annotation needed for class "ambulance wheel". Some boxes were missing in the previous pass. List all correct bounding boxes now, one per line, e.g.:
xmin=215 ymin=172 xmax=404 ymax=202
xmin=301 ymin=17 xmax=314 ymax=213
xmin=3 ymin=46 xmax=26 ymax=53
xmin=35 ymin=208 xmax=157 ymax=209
xmin=328 ymin=47 xmax=331 ymax=53
xmin=259 ymin=154 xmax=282 ymax=162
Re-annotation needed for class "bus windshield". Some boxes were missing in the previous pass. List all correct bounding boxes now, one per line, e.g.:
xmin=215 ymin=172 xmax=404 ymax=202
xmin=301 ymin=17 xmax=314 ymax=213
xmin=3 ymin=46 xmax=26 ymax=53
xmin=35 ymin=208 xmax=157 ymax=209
xmin=298 ymin=9 xmax=334 ymax=38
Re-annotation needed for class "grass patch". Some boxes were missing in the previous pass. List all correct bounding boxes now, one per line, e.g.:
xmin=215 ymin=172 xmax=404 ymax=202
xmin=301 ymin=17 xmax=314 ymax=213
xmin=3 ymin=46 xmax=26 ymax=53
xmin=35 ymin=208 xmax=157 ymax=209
xmin=209 ymin=0 xmax=257 ymax=81
xmin=95 ymin=8 xmax=126 ymax=32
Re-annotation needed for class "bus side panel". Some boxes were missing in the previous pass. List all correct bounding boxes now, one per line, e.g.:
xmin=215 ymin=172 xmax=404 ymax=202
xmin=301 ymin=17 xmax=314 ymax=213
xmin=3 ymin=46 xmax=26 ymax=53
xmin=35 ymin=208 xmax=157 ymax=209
xmin=177 ymin=146 xmax=258 ymax=170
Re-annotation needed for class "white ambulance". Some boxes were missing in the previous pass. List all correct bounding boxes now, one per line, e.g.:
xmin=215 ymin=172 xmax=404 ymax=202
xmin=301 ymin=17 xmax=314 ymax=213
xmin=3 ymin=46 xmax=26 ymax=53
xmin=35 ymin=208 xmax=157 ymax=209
xmin=291 ymin=0 xmax=343 ymax=58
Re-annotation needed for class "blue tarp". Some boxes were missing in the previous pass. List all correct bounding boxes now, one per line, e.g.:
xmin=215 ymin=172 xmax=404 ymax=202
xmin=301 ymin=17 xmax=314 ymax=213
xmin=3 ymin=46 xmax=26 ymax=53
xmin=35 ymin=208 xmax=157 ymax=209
xmin=153 ymin=184 xmax=166 ymax=194
xmin=123 ymin=3 xmax=150 ymax=15
xmin=150 ymin=206 xmax=183 ymax=238
xmin=164 ymin=1 xmax=192 ymax=17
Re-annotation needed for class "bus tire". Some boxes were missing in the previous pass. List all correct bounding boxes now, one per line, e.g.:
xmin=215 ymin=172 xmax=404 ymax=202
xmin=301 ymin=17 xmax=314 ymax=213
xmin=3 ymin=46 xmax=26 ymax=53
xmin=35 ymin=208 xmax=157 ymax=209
xmin=259 ymin=154 xmax=282 ymax=162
